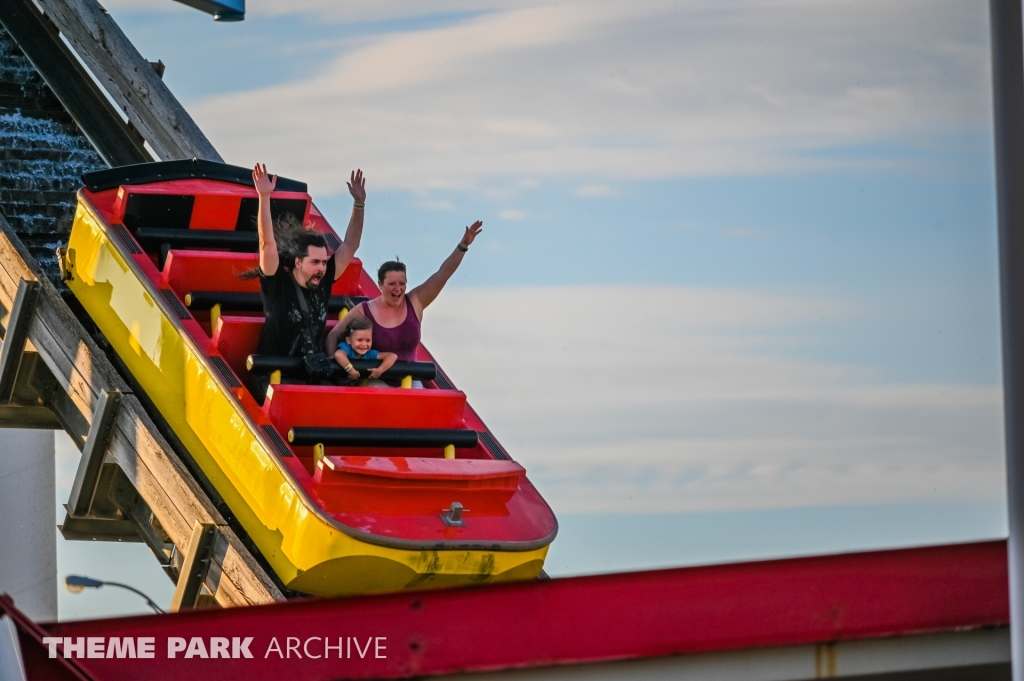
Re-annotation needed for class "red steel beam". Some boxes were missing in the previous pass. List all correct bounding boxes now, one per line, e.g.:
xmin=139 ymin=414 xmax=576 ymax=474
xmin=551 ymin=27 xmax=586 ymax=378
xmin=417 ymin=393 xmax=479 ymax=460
xmin=24 ymin=540 xmax=1009 ymax=680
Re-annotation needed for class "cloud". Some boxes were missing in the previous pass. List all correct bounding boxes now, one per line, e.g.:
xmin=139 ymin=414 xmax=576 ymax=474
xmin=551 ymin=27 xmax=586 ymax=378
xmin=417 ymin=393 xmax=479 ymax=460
xmin=421 ymin=286 xmax=1004 ymax=513
xmin=498 ymin=209 xmax=525 ymax=220
xmin=189 ymin=0 xmax=990 ymax=196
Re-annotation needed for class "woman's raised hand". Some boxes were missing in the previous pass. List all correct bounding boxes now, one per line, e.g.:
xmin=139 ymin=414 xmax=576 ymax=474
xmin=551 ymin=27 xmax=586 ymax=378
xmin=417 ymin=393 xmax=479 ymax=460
xmin=347 ymin=169 xmax=366 ymax=203
xmin=461 ymin=220 xmax=483 ymax=247
xmin=252 ymin=163 xmax=276 ymax=197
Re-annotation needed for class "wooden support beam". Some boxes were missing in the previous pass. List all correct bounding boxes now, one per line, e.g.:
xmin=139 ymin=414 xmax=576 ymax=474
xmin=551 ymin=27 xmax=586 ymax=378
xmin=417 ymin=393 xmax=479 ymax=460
xmin=0 ymin=279 xmax=40 ymax=402
xmin=67 ymin=389 xmax=122 ymax=517
xmin=0 ymin=212 xmax=282 ymax=606
xmin=170 ymin=522 xmax=217 ymax=611
xmin=34 ymin=0 xmax=223 ymax=163
xmin=115 ymin=484 xmax=175 ymax=570
xmin=0 ymin=0 xmax=152 ymax=166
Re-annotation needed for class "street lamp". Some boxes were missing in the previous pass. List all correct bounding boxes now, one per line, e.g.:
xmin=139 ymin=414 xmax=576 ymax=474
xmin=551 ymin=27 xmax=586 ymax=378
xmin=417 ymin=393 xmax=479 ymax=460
xmin=63 ymin=575 xmax=165 ymax=614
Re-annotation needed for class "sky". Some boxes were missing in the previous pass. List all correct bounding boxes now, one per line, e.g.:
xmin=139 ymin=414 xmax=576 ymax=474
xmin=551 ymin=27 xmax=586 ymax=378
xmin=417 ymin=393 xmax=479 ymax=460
xmin=52 ymin=0 xmax=1009 ymax=619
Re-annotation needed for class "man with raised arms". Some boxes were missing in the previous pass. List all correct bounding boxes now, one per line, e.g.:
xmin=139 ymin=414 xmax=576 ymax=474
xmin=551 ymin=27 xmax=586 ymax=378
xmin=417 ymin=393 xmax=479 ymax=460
xmin=248 ymin=163 xmax=366 ymax=402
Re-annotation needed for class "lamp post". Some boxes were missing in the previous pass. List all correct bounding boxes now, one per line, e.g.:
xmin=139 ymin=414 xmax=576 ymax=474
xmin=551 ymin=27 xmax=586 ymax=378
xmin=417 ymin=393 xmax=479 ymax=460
xmin=63 ymin=575 xmax=165 ymax=614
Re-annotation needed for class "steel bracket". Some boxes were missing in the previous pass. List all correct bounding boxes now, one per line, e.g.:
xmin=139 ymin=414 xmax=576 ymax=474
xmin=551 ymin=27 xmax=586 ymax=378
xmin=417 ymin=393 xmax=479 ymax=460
xmin=170 ymin=522 xmax=218 ymax=611
xmin=67 ymin=390 xmax=123 ymax=517
xmin=0 ymin=279 xmax=40 ymax=403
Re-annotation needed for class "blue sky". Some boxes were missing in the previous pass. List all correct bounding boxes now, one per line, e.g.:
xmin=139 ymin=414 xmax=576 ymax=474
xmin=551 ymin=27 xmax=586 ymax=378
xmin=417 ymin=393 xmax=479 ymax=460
xmin=53 ymin=0 xmax=1009 ymax=619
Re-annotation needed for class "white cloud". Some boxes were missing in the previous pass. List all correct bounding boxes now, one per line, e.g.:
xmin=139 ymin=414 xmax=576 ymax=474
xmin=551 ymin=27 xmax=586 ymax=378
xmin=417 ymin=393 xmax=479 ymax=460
xmin=421 ymin=286 xmax=1004 ymax=513
xmin=190 ymin=0 xmax=990 ymax=196
xmin=576 ymin=184 xmax=620 ymax=198
xmin=498 ymin=209 xmax=525 ymax=220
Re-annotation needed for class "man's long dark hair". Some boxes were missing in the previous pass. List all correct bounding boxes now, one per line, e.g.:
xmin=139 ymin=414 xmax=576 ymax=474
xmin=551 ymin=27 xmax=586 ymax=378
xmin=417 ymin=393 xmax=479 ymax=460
xmin=238 ymin=214 xmax=329 ymax=279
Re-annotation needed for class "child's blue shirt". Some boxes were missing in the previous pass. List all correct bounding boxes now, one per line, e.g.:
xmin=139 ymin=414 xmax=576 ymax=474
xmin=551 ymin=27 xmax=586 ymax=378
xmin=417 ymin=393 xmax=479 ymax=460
xmin=338 ymin=341 xmax=379 ymax=360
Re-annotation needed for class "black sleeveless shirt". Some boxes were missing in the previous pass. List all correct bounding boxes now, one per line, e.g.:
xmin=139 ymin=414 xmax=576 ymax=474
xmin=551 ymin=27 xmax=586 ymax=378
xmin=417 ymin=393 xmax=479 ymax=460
xmin=255 ymin=258 xmax=336 ymax=357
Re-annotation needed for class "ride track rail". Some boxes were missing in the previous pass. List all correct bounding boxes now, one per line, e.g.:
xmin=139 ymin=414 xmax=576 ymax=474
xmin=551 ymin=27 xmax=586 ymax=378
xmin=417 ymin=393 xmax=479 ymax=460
xmin=0 ymin=209 xmax=282 ymax=606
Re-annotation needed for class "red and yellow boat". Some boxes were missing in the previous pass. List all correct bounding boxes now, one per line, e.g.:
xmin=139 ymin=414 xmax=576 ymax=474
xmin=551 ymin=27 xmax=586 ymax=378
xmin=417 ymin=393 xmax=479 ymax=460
xmin=63 ymin=159 xmax=557 ymax=597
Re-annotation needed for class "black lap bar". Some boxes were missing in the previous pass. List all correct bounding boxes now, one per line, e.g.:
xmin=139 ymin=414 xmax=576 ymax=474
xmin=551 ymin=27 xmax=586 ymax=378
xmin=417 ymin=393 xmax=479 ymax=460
xmin=288 ymin=427 xmax=479 ymax=449
xmin=134 ymin=228 xmax=259 ymax=251
xmin=186 ymin=292 xmax=367 ymax=312
xmin=246 ymin=355 xmax=436 ymax=381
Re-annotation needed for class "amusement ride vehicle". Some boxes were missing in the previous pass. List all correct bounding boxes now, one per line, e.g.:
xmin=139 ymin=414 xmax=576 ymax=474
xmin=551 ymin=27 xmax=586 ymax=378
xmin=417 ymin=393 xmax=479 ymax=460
xmin=62 ymin=159 xmax=557 ymax=597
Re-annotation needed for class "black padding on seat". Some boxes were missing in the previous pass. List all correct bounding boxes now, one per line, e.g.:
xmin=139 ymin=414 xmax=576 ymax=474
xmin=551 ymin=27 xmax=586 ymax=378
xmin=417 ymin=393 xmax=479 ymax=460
xmin=477 ymin=430 xmax=510 ymax=461
xmin=246 ymin=355 xmax=436 ymax=381
xmin=288 ymin=427 xmax=478 ymax=449
xmin=135 ymin=228 xmax=258 ymax=251
xmin=122 ymin=194 xmax=194 ymax=230
xmin=260 ymin=424 xmax=293 ymax=458
xmin=235 ymin=197 xmax=309 ymax=231
xmin=82 ymin=159 xmax=307 ymax=193
xmin=186 ymin=291 xmax=367 ymax=312
xmin=159 ymin=289 xmax=191 ymax=320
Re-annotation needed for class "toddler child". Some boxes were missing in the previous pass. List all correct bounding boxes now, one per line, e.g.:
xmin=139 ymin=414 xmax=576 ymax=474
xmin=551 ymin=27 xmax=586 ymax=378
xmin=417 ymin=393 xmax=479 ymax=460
xmin=335 ymin=317 xmax=398 ymax=384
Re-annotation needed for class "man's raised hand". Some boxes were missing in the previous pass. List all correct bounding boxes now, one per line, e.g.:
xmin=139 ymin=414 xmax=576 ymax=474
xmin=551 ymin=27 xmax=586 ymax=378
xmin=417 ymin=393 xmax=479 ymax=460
xmin=347 ymin=169 xmax=366 ymax=204
xmin=253 ymin=163 xmax=276 ymax=197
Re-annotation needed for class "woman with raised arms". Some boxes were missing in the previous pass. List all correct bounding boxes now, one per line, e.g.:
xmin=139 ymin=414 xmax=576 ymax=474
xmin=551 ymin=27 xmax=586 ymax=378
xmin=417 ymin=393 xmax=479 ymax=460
xmin=325 ymin=221 xmax=483 ymax=379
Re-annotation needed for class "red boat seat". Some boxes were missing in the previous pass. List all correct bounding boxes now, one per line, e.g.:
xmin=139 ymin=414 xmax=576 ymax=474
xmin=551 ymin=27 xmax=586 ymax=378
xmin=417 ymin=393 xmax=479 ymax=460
xmin=162 ymin=251 xmax=260 ymax=299
xmin=162 ymin=250 xmax=364 ymax=302
xmin=163 ymin=251 xmax=364 ymax=303
xmin=111 ymin=183 xmax=312 ymax=232
xmin=320 ymin=456 xmax=524 ymax=491
xmin=211 ymin=315 xmax=265 ymax=378
xmin=263 ymin=384 xmax=467 ymax=431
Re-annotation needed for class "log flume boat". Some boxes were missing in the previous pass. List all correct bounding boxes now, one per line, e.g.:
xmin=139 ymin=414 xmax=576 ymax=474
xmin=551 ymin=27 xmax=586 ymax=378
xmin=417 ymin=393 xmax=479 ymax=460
xmin=63 ymin=159 xmax=557 ymax=597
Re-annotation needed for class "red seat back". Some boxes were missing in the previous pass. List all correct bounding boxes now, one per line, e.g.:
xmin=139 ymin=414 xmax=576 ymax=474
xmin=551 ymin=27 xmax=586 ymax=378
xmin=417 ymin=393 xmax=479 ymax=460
xmin=162 ymin=251 xmax=260 ymax=299
xmin=162 ymin=250 xmax=364 ymax=300
xmin=263 ymin=384 xmax=467 ymax=431
xmin=211 ymin=315 xmax=264 ymax=378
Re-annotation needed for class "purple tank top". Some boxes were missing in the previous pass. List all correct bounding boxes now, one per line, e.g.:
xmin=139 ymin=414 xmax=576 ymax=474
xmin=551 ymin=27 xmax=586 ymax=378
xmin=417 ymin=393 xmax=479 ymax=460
xmin=363 ymin=297 xmax=421 ymax=362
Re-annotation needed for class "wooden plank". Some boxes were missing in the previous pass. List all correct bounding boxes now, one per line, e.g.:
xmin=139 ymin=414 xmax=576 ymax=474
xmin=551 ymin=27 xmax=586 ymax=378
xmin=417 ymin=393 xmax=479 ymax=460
xmin=108 ymin=414 xmax=211 ymax=541
xmin=0 ymin=217 xmax=35 ymax=284
xmin=206 ymin=535 xmax=275 ymax=607
xmin=107 ymin=407 xmax=282 ymax=605
xmin=34 ymin=0 xmax=222 ymax=163
xmin=0 ymin=214 xmax=281 ymax=606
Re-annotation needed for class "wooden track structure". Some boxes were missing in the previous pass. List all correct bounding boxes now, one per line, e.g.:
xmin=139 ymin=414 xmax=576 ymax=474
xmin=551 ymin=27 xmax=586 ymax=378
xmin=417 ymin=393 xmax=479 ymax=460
xmin=0 ymin=0 xmax=282 ymax=607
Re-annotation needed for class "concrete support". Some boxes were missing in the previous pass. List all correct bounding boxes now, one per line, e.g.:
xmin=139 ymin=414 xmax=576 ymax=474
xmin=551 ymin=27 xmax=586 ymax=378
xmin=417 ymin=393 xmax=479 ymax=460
xmin=0 ymin=431 xmax=55 ymax=622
